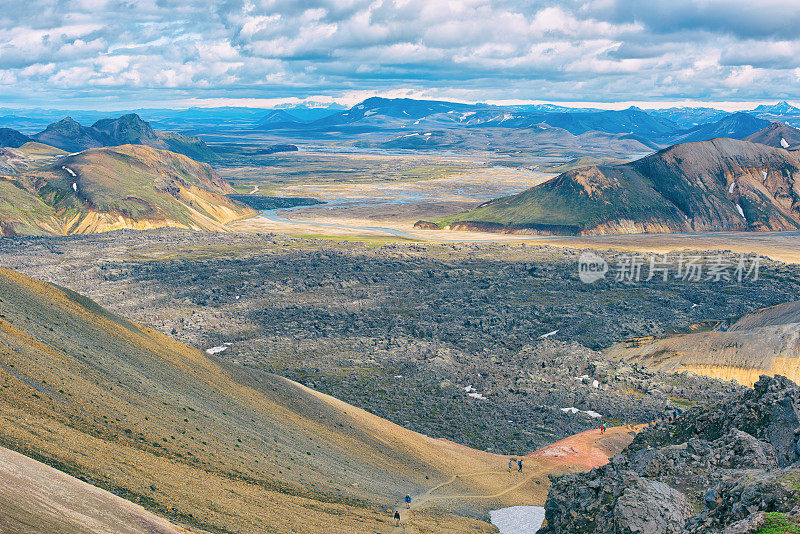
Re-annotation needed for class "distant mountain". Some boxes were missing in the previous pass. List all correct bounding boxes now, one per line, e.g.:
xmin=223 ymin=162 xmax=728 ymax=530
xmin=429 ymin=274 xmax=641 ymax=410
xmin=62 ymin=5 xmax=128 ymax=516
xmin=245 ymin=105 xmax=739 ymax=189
xmin=92 ymin=113 xmax=162 ymax=145
xmin=308 ymin=98 xmax=680 ymax=141
xmin=0 ymin=144 xmax=254 ymax=236
xmin=273 ymin=102 xmax=346 ymax=121
xmin=312 ymin=97 xmax=479 ymax=129
xmin=380 ymin=123 xmax=659 ymax=156
xmin=32 ymin=117 xmax=112 ymax=152
xmin=256 ymin=109 xmax=303 ymax=129
xmin=672 ymin=112 xmax=770 ymax=143
xmin=431 ymin=138 xmax=800 ymax=235
xmin=31 ymin=114 xmax=217 ymax=161
xmin=752 ymin=100 xmax=800 ymax=116
xmin=528 ymin=107 xmax=679 ymax=138
xmin=646 ymin=107 xmax=730 ymax=128
xmin=0 ymin=127 xmax=33 ymax=148
xmin=508 ymin=104 xmax=603 ymax=113
xmin=744 ymin=122 xmax=800 ymax=150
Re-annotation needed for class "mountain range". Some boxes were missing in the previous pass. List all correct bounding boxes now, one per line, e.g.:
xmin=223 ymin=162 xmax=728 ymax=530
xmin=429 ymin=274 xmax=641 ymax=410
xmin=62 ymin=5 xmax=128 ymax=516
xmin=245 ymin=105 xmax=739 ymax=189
xmin=254 ymin=98 xmax=800 ymax=153
xmin=29 ymin=114 xmax=217 ymax=161
xmin=430 ymin=134 xmax=800 ymax=235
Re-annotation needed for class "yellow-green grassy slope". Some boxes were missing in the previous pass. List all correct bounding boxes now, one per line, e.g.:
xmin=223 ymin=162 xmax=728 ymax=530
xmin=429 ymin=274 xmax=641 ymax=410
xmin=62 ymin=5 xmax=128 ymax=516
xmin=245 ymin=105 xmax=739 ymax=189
xmin=0 ymin=144 xmax=256 ymax=236
xmin=0 ymin=267 xmax=557 ymax=533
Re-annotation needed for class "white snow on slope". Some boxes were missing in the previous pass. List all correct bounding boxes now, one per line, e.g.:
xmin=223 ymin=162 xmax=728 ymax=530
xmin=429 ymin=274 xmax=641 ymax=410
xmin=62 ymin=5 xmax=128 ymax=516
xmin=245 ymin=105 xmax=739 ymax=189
xmin=464 ymin=385 xmax=487 ymax=400
xmin=762 ymin=170 xmax=768 ymax=181
xmin=728 ymin=182 xmax=735 ymax=194
xmin=539 ymin=330 xmax=558 ymax=339
xmin=490 ymin=506 xmax=545 ymax=534
xmin=781 ymin=137 xmax=790 ymax=148
xmin=561 ymin=407 xmax=602 ymax=418
xmin=72 ymin=183 xmax=77 ymax=192
xmin=62 ymin=166 xmax=76 ymax=177
xmin=736 ymin=204 xmax=745 ymax=218
xmin=205 ymin=345 xmax=228 ymax=355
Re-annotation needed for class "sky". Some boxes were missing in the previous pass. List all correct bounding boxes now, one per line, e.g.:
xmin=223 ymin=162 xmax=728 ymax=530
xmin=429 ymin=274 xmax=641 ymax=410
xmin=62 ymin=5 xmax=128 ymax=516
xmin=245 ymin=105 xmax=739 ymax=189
xmin=2 ymin=0 xmax=800 ymax=110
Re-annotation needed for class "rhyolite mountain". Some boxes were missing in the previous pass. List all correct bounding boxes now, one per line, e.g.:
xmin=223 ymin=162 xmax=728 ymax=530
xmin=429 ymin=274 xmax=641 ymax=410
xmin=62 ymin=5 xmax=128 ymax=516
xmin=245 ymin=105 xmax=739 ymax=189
xmin=672 ymin=112 xmax=771 ymax=143
xmin=32 ymin=114 xmax=217 ymax=161
xmin=430 ymin=138 xmax=800 ymax=235
xmin=0 ymin=144 xmax=255 ymax=236
xmin=0 ymin=127 xmax=33 ymax=148
xmin=745 ymin=121 xmax=800 ymax=150
xmin=606 ymin=299 xmax=800 ymax=387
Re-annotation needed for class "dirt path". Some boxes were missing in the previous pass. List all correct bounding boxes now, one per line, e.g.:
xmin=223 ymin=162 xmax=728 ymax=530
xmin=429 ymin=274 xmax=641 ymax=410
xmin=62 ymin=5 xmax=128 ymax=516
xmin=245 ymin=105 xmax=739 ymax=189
xmin=389 ymin=425 xmax=639 ymax=531
xmin=528 ymin=425 xmax=640 ymax=470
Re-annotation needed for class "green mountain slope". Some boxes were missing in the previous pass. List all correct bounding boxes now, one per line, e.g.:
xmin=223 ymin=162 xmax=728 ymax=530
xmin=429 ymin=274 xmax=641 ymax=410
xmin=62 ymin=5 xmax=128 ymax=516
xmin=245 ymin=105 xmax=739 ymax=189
xmin=434 ymin=138 xmax=800 ymax=235
xmin=0 ymin=144 xmax=255 ymax=236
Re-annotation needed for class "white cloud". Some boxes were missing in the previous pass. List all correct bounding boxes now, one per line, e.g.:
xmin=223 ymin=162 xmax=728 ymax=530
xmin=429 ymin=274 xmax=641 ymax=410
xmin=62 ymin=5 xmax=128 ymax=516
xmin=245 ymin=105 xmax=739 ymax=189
xmin=0 ymin=0 xmax=798 ymax=106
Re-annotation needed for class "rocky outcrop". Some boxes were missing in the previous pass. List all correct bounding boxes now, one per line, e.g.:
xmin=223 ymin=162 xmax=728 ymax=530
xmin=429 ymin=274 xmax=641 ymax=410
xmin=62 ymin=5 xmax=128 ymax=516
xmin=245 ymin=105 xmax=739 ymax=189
xmin=412 ymin=220 xmax=441 ymax=230
xmin=542 ymin=455 xmax=693 ymax=533
xmin=542 ymin=375 xmax=800 ymax=533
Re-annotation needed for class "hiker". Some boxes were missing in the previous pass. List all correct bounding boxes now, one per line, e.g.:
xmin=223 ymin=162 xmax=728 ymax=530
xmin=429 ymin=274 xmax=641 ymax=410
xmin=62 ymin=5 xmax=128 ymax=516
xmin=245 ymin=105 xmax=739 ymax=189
xmin=517 ymin=459 xmax=523 ymax=472
xmin=405 ymin=494 xmax=411 ymax=509
xmin=508 ymin=458 xmax=516 ymax=473
xmin=600 ymin=424 xmax=606 ymax=434
xmin=394 ymin=510 xmax=401 ymax=526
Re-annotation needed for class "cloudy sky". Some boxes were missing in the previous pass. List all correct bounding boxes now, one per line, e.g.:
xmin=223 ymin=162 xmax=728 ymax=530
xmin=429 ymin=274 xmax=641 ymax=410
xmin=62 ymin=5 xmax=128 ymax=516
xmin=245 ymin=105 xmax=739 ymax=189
xmin=2 ymin=0 xmax=800 ymax=110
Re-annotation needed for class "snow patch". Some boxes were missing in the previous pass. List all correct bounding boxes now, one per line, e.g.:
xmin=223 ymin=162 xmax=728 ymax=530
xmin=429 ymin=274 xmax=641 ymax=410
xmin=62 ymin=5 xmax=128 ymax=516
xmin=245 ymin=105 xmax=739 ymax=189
xmin=593 ymin=379 xmax=599 ymax=388
xmin=490 ymin=506 xmax=545 ymax=534
xmin=561 ymin=407 xmax=602 ymax=418
xmin=62 ymin=166 xmax=76 ymax=177
xmin=539 ymin=330 xmax=558 ymax=339
xmin=781 ymin=137 xmax=790 ymax=148
xmin=402 ymin=110 xmax=409 ymax=116
xmin=736 ymin=203 xmax=745 ymax=218
xmin=72 ymin=183 xmax=77 ymax=192
xmin=464 ymin=385 xmax=487 ymax=400
xmin=205 ymin=345 xmax=228 ymax=355
xmin=499 ymin=113 xmax=514 ymax=122
xmin=762 ymin=170 xmax=768 ymax=181
xmin=728 ymin=182 xmax=735 ymax=194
